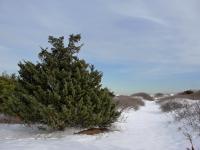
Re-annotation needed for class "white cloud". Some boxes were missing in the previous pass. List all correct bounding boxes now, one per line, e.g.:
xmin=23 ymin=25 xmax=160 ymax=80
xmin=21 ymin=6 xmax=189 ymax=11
xmin=85 ymin=0 xmax=200 ymax=75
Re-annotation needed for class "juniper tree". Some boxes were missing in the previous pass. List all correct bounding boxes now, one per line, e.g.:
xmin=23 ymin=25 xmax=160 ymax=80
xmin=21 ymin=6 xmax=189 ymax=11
xmin=6 ymin=34 xmax=120 ymax=130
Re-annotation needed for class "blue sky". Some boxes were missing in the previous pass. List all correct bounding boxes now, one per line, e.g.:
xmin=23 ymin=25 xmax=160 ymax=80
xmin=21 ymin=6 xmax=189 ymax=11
xmin=0 ymin=0 xmax=200 ymax=95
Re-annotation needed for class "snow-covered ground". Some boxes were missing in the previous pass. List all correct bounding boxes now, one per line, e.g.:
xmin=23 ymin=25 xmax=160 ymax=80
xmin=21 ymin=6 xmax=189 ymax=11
xmin=0 ymin=101 xmax=199 ymax=150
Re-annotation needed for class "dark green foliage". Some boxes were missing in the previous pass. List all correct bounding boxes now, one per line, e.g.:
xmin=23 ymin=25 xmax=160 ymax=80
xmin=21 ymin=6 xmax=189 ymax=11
xmin=6 ymin=34 xmax=120 ymax=130
xmin=0 ymin=72 xmax=17 ymax=113
xmin=181 ymin=90 xmax=194 ymax=95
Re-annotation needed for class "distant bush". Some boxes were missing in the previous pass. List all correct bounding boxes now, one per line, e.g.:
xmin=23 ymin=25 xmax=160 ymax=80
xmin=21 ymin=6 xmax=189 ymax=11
xmin=131 ymin=92 xmax=153 ymax=101
xmin=160 ymin=100 xmax=184 ymax=112
xmin=154 ymin=93 xmax=164 ymax=98
xmin=114 ymin=95 xmax=145 ymax=110
xmin=180 ymin=90 xmax=194 ymax=95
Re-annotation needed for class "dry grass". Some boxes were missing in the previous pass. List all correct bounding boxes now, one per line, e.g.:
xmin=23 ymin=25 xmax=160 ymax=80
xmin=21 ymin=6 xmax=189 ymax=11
xmin=174 ymin=101 xmax=200 ymax=132
xmin=159 ymin=100 xmax=184 ymax=112
xmin=0 ymin=114 xmax=22 ymax=124
xmin=158 ymin=97 xmax=200 ymax=134
xmin=131 ymin=92 xmax=154 ymax=101
xmin=113 ymin=95 xmax=145 ymax=110
xmin=154 ymin=93 xmax=164 ymax=98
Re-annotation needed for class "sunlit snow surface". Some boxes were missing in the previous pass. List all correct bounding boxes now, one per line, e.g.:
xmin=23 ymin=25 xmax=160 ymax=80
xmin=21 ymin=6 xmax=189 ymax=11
xmin=0 ymin=101 xmax=199 ymax=150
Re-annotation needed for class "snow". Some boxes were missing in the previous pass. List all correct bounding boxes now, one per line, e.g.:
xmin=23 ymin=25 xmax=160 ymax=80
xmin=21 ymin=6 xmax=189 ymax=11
xmin=0 ymin=101 xmax=199 ymax=150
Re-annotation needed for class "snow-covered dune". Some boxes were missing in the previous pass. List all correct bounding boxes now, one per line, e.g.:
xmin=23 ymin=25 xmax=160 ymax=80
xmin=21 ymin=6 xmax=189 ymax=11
xmin=0 ymin=101 xmax=199 ymax=150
